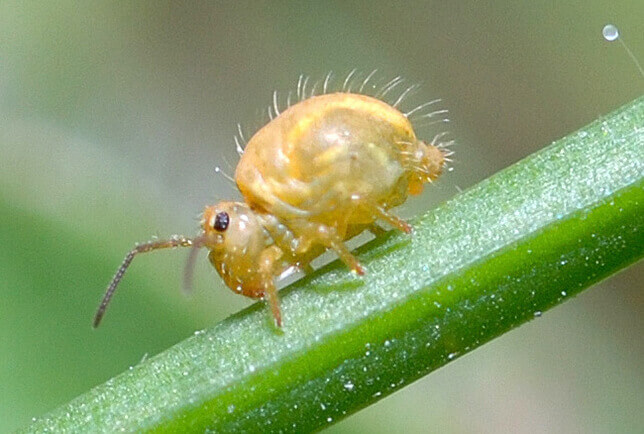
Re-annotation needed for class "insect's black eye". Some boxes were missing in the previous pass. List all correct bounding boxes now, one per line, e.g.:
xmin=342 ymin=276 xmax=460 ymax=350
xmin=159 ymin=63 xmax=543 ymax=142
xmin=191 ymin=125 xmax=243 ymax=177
xmin=213 ymin=212 xmax=230 ymax=232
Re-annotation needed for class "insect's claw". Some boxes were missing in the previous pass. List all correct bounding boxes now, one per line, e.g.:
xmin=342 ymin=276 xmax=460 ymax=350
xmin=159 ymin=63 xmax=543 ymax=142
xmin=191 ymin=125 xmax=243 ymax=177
xmin=274 ymin=310 xmax=283 ymax=328
xmin=354 ymin=263 xmax=366 ymax=276
xmin=265 ymin=287 xmax=282 ymax=328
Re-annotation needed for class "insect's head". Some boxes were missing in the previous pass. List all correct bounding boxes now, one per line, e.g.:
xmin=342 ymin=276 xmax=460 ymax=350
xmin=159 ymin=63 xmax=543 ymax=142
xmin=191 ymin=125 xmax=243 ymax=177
xmin=201 ymin=201 xmax=265 ymax=250
xmin=201 ymin=201 xmax=269 ymax=294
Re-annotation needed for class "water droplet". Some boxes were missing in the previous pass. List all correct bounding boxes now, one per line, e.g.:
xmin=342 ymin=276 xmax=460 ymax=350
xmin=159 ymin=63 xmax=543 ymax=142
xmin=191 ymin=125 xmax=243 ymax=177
xmin=602 ymin=24 xmax=619 ymax=42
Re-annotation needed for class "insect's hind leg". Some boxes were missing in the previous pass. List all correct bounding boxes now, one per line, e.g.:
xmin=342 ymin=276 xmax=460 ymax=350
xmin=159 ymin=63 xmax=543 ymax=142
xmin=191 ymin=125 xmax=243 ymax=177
xmin=291 ymin=222 xmax=366 ymax=276
xmin=368 ymin=222 xmax=388 ymax=236
xmin=366 ymin=203 xmax=413 ymax=234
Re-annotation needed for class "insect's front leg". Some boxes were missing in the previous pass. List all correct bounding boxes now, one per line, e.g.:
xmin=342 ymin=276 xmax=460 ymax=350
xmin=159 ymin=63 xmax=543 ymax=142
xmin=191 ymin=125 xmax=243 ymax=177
xmin=258 ymin=245 xmax=285 ymax=327
xmin=259 ymin=214 xmax=317 ymax=274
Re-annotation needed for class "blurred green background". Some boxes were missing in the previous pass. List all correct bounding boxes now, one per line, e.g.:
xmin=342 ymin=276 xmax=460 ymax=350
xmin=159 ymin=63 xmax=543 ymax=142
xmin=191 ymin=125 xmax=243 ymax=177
xmin=1 ymin=1 xmax=642 ymax=432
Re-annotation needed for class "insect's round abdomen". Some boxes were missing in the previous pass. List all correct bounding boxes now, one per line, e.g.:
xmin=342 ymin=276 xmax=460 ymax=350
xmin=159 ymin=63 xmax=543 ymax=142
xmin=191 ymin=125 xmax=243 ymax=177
xmin=236 ymin=93 xmax=419 ymax=222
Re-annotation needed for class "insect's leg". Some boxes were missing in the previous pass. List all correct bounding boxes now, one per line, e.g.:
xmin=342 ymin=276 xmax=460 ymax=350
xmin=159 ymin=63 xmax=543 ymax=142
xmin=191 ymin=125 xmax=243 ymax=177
xmin=294 ymin=222 xmax=365 ymax=275
xmin=263 ymin=279 xmax=282 ymax=328
xmin=368 ymin=222 xmax=388 ymax=236
xmin=301 ymin=263 xmax=315 ymax=274
xmin=367 ymin=203 xmax=412 ymax=234
xmin=258 ymin=245 xmax=284 ymax=327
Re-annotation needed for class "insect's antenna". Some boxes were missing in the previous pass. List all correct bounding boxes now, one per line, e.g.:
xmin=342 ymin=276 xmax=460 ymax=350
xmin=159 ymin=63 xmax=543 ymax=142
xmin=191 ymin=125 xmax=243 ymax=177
xmin=93 ymin=236 xmax=195 ymax=328
xmin=182 ymin=233 xmax=211 ymax=295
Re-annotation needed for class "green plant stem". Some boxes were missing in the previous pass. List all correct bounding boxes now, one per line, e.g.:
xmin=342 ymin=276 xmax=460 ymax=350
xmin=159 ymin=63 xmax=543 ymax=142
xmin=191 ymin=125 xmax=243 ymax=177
xmin=25 ymin=96 xmax=644 ymax=433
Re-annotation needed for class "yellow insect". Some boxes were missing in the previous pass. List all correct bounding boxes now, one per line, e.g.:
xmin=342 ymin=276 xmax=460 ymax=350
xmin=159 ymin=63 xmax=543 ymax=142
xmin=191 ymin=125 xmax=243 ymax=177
xmin=94 ymin=74 xmax=451 ymax=328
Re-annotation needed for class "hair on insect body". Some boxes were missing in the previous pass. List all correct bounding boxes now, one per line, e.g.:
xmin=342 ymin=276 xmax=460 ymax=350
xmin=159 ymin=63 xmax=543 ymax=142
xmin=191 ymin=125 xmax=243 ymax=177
xmin=94 ymin=71 xmax=453 ymax=328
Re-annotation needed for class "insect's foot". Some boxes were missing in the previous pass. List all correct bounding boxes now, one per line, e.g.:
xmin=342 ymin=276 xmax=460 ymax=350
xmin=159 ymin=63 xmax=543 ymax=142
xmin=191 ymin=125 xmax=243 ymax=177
xmin=353 ymin=262 xmax=366 ymax=276
xmin=273 ymin=313 xmax=283 ymax=328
